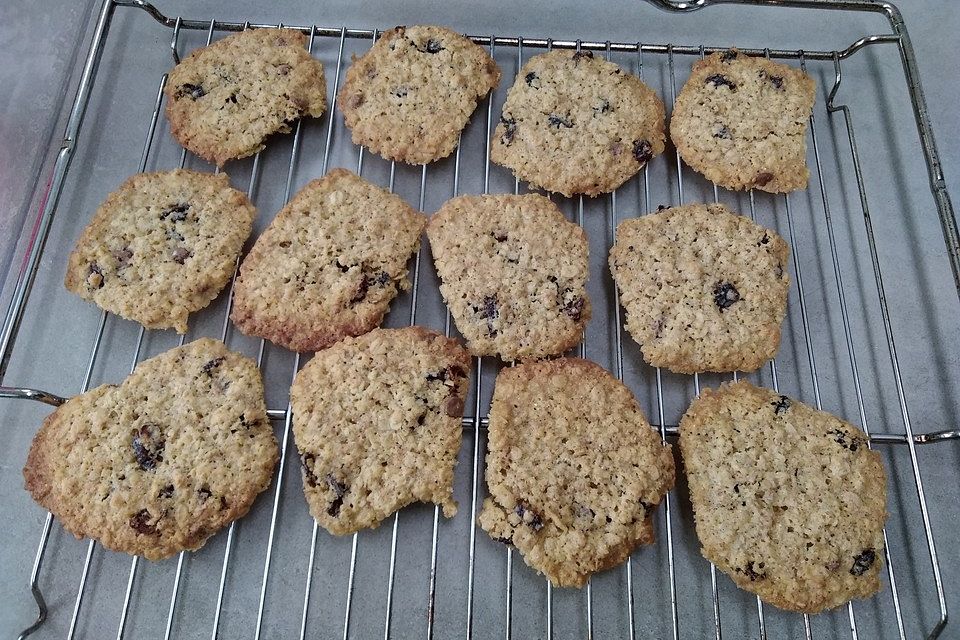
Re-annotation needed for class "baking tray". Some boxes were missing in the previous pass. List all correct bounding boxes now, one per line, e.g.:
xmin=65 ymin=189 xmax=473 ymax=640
xmin=1 ymin=0 xmax=958 ymax=638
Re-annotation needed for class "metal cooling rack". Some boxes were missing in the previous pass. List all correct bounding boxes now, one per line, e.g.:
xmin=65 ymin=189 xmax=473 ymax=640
xmin=1 ymin=0 xmax=958 ymax=638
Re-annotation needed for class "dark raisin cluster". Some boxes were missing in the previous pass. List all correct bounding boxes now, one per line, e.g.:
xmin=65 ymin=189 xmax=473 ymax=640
xmin=830 ymin=428 xmax=862 ymax=452
xmin=771 ymin=395 xmax=791 ymax=415
xmin=499 ymin=115 xmax=517 ymax=145
xmin=737 ymin=560 xmax=766 ymax=581
xmin=514 ymin=501 xmax=544 ymax=531
xmin=422 ymin=38 xmax=444 ymax=54
xmin=300 ymin=453 xmax=318 ymax=487
xmin=713 ymin=281 xmax=740 ymax=311
xmin=160 ymin=203 xmax=190 ymax=222
xmin=172 ymin=247 xmax=192 ymax=264
xmin=562 ymin=296 xmax=585 ymax=322
xmin=706 ymin=74 xmax=737 ymax=91
xmin=202 ymin=356 xmax=226 ymax=376
xmin=425 ymin=365 xmax=467 ymax=418
xmin=325 ymin=474 xmax=348 ymax=517
xmin=426 ymin=365 xmax=466 ymax=383
xmin=349 ymin=268 xmax=392 ymax=305
xmin=444 ymin=394 xmax=465 ymax=417
xmin=175 ymin=83 xmax=206 ymax=101
xmin=850 ymin=548 xmax=876 ymax=576
xmin=129 ymin=509 xmax=159 ymax=535
xmin=759 ymin=70 xmax=784 ymax=89
xmin=633 ymin=139 xmax=653 ymax=164
xmin=474 ymin=295 xmax=499 ymax=336
xmin=132 ymin=423 xmax=164 ymax=471
xmin=754 ymin=172 xmax=774 ymax=187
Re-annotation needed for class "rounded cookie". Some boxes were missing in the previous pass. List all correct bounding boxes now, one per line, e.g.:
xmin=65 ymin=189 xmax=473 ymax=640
xmin=290 ymin=327 xmax=471 ymax=535
xmin=337 ymin=25 xmax=500 ymax=164
xmin=478 ymin=358 xmax=675 ymax=588
xmin=609 ymin=202 xmax=789 ymax=373
xmin=64 ymin=169 xmax=256 ymax=334
xmin=678 ymin=381 xmax=887 ymax=612
xmin=231 ymin=168 xmax=426 ymax=352
xmin=165 ymin=27 xmax=327 ymax=166
xmin=23 ymin=338 xmax=278 ymax=561
xmin=670 ymin=49 xmax=815 ymax=193
xmin=490 ymin=50 xmax=665 ymax=197
xmin=427 ymin=194 xmax=590 ymax=361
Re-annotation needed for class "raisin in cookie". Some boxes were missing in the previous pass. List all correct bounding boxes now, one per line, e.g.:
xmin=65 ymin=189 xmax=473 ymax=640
xmin=166 ymin=28 xmax=327 ymax=166
xmin=490 ymin=50 xmax=665 ymax=197
xmin=23 ymin=339 xmax=278 ymax=561
xmin=670 ymin=49 xmax=815 ymax=193
xmin=679 ymin=381 xmax=887 ymax=612
xmin=609 ymin=203 xmax=789 ymax=373
xmin=290 ymin=327 xmax=470 ymax=535
xmin=64 ymin=170 xmax=256 ymax=334
xmin=231 ymin=169 xmax=426 ymax=352
xmin=478 ymin=358 xmax=674 ymax=587
xmin=337 ymin=25 xmax=500 ymax=164
xmin=427 ymin=194 xmax=590 ymax=361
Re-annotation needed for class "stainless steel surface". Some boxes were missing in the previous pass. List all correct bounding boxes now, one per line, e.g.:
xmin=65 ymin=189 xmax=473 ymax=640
xmin=1 ymin=0 xmax=959 ymax=638
xmin=0 ymin=0 xmax=97 ymax=322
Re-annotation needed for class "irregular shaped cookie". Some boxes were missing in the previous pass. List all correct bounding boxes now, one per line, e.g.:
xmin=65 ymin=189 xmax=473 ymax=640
xmin=290 ymin=327 xmax=470 ymax=535
xmin=337 ymin=25 xmax=500 ymax=164
xmin=490 ymin=50 xmax=665 ymax=197
xmin=165 ymin=27 xmax=327 ymax=166
xmin=609 ymin=203 xmax=789 ymax=373
xmin=478 ymin=358 xmax=675 ymax=587
xmin=679 ymin=381 xmax=887 ymax=612
xmin=231 ymin=169 xmax=426 ymax=352
xmin=427 ymin=194 xmax=590 ymax=361
xmin=64 ymin=170 xmax=256 ymax=334
xmin=23 ymin=339 xmax=278 ymax=561
xmin=670 ymin=49 xmax=815 ymax=193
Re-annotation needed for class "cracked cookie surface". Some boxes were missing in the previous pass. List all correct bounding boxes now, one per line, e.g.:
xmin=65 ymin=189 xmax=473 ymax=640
xmin=609 ymin=202 xmax=789 ymax=373
xmin=478 ymin=358 xmax=674 ymax=587
xmin=23 ymin=339 xmax=278 ymax=561
xmin=64 ymin=170 xmax=256 ymax=334
xmin=670 ymin=49 xmax=815 ymax=193
xmin=231 ymin=169 xmax=426 ymax=352
xmin=165 ymin=27 xmax=327 ymax=166
xmin=490 ymin=50 xmax=665 ymax=197
xmin=337 ymin=25 xmax=500 ymax=164
xmin=290 ymin=327 xmax=471 ymax=535
xmin=679 ymin=381 xmax=887 ymax=612
xmin=427 ymin=193 xmax=590 ymax=361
